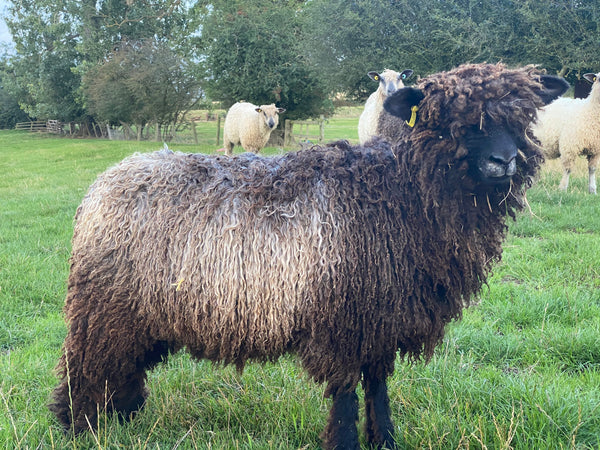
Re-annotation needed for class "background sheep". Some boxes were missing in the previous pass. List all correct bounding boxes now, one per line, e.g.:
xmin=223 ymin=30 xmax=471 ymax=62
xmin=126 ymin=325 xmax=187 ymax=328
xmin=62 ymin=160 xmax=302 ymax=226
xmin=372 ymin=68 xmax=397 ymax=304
xmin=533 ymin=72 xmax=600 ymax=194
xmin=357 ymin=68 xmax=413 ymax=144
xmin=49 ymin=63 xmax=567 ymax=449
xmin=222 ymin=101 xmax=285 ymax=155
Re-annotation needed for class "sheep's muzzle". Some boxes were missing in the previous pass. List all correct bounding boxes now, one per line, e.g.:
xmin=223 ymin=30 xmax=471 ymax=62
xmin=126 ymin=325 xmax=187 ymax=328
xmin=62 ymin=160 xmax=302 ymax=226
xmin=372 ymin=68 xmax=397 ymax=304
xmin=468 ymin=122 xmax=519 ymax=185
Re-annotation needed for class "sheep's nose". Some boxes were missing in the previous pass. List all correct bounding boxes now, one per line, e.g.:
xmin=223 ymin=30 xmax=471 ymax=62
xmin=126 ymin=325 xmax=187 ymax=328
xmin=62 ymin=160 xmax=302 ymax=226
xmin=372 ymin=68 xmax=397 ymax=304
xmin=268 ymin=119 xmax=275 ymax=128
xmin=489 ymin=154 xmax=517 ymax=176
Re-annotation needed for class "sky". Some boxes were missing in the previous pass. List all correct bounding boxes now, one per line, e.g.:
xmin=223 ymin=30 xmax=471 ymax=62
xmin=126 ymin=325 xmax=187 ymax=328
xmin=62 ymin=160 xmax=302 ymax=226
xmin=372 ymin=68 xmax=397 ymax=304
xmin=0 ymin=1 xmax=13 ymax=48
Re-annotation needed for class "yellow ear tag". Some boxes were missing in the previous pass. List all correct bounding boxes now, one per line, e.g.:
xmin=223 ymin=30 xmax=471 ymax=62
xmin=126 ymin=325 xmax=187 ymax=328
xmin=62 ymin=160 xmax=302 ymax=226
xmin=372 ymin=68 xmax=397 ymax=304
xmin=405 ymin=105 xmax=418 ymax=128
xmin=374 ymin=75 xmax=379 ymax=81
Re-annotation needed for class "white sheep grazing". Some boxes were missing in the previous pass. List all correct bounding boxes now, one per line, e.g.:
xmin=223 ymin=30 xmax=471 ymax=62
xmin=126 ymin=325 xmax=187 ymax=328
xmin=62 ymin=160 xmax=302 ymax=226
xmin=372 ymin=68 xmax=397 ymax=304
xmin=358 ymin=69 xmax=413 ymax=144
xmin=533 ymin=72 xmax=600 ymax=194
xmin=223 ymin=102 xmax=285 ymax=155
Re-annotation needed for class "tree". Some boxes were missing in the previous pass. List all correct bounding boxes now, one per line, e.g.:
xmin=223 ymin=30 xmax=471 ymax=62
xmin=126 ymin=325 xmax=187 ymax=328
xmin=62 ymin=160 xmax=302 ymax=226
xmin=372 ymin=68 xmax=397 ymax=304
xmin=201 ymin=0 xmax=332 ymax=120
xmin=0 ymin=60 xmax=31 ymax=129
xmin=4 ymin=0 xmax=202 ymax=124
xmin=516 ymin=0 xmax=600 ymax=78
xmin=83 ymin=39 xmax=203 ymax=140
xmin=302 ymin=0 xmax=526 ymax=99
xmin=4 ymin=0 xmax=84 ymax=120
xmin=76 ymin=0 xmax=204 ymax=68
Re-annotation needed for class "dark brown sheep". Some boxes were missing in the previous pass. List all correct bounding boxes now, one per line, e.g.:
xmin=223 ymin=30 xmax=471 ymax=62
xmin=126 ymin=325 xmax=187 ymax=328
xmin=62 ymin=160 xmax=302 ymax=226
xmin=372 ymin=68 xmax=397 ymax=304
xmin=49 ymin=63 xmax=568 ymax=449
xmin=376 ymin=107 xmax=406 ymax=144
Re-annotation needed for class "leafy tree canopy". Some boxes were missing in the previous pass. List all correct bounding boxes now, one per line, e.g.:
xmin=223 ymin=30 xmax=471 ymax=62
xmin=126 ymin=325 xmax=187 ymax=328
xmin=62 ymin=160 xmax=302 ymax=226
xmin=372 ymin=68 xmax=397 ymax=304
xmin=2 ymin=0 xmax=600 ymax=125
xmin=83 ymin=39 xmax=203 ymax=131
xmin=0 ymin=60 xmax=30 ymax=129
xmin=201 ymin=0 xmax=332 ymax=120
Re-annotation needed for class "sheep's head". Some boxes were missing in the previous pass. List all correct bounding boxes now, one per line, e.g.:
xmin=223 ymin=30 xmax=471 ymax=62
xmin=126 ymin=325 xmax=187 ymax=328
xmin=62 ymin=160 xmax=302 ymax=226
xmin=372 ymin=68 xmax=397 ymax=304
xmin=383 ymin=63 xmax=569 ymax=190
xmin=255 ymin=104 xmax=286 ymax=130
xmin=369 ymin=69 xmax=414 ymax=98
xmin=583 ymin=72 xmax=600 ymax=99
xmin=583 ymin=72 xmax=599 ymax=85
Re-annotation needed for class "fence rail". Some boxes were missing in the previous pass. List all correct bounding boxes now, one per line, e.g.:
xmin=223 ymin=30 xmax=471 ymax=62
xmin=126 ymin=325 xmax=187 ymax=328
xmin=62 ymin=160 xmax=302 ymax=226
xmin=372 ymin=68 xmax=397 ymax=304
xmin=15 ymin=120 xmax=65 ymax=134
xmin=284 ymin=117 xmax=325 ymax=147
xmin=15 ymin=121 xmax=48 ymax=132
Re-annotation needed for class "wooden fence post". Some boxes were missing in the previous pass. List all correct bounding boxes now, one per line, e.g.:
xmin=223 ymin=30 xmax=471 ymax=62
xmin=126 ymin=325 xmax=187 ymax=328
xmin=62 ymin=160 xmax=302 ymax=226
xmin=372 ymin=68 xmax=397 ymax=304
xmin=319 ymin=115 xmax=325 ymax=142
xmin=216 ymin=114 xmax=221 ymax=146
xmin=284 ymin=119 xmax=292 ymax=147
xmin=191 ymin=120 xmax=198 ymax=145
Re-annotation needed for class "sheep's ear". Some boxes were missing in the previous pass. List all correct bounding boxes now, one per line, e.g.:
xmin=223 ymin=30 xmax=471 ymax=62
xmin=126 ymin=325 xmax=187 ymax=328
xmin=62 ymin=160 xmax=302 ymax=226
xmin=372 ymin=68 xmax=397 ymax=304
xmin=535 ymin=75 xmax=569 ymax=105
xmin=583 ymin=73 xmax=597 ymax=84
xmin=368 ymin=71 xmax=381 ymax=82
xmin=383 ymin=87 xmax=425 ymax=121
xmin=255 ymin=108 xmax=263 ymax=113
xmin=400 ymin=69 xmax=413 ymax=81
xmin=276 ymin=108 xmax=286 ymax=114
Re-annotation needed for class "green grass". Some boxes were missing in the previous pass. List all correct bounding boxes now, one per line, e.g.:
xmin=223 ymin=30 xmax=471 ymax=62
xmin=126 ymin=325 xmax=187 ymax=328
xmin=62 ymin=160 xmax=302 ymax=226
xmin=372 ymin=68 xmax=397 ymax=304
xmin=1 ymin=128 xmax=600 ymax=449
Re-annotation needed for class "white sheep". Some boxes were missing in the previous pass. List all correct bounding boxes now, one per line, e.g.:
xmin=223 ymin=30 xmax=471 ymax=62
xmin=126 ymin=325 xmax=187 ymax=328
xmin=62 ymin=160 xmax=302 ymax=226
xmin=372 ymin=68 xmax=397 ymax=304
xmin=358 ymin=69 xmax=413 ymax=144
xmin=533 ymin=72 xmax=600 ymax=194
xmin=222 ymin=102 xmax=285 ymax=155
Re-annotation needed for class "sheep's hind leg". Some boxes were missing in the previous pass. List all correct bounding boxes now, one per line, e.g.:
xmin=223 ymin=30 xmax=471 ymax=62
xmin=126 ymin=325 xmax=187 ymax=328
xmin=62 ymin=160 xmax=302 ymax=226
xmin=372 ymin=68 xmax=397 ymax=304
xmin=321 ymin=384 xmax=360 ymax=450
xmin=106 ymin=340 xmax=171 ymax=421
xmin=362 ymin=365 xmax=397 ymax=449
xmin=50 ymin=313 xmax=171 ymax=433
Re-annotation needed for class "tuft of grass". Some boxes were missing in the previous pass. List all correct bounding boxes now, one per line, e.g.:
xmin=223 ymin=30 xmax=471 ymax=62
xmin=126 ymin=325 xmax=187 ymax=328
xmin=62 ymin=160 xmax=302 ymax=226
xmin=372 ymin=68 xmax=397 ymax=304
xmin=1 ymin=130 xmax=600 ymax=448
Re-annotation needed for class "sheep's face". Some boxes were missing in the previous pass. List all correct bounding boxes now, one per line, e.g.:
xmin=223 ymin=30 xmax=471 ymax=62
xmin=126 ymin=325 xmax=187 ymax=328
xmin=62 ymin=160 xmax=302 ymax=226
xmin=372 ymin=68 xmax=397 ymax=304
xmin=383 ymin=71 xmax=570 ymax=189
xmin=255 ymin=105 xmax=286 ymax=130
xmin=368 ymin=69 xmax=414 ymax=97
xmin=462 ymin=122 xmax=521 ymax=186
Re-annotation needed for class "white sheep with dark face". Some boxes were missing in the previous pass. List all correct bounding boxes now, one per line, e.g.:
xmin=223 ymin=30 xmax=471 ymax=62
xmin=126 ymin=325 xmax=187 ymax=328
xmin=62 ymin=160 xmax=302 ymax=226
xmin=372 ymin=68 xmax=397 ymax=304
xmin=223 ymin=101 xmax=285 ymax=155
xmin=358 ymin=68 xmax=413 ymax=144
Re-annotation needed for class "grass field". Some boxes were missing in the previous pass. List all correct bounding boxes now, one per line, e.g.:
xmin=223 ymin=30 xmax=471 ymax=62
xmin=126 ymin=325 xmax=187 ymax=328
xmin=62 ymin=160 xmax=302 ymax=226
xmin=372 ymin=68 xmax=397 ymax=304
xmin=1 ymin=124 xmax=599 ymax=449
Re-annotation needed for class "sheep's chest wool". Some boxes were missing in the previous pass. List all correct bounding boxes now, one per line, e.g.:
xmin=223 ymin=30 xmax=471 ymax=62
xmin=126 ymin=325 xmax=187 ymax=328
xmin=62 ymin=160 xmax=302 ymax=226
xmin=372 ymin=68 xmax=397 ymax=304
xmin=50 ymin=63 xmax=568 ymax=450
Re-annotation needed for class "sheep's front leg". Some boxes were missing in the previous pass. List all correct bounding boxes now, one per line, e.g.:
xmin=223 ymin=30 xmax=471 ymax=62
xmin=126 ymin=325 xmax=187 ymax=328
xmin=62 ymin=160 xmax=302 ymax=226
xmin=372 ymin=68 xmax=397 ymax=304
xmin=362 ymin=365 xmax=396 ymax=449
xmin=559 ymin=168 xmax=571 ymax=192
xmin=588 ymin=154 xmax=599 ymax=194
xmin=321 ymin=384 xmax=359 ymax=450
xmin=224 ymin=141 xmax=234 ymax=156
